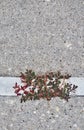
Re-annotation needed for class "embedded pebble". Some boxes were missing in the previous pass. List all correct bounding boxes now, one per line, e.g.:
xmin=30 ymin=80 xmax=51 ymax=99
xmin=55 ymin=114 xmax=59 ymax=118
xmin=73 ymin=124 xmax=78 ymax=128
xmin=41 ymin=114 xmax=45 ymax=117
xmin=51 ymin=119 xmax=56 ymax=123
xmin=65 ymin=42 xmax=72 ymax=49
xmin=55 ymin=106 xmax=60 ymax=112
xmin=1 ymin=112 xmax=8 ymax=116
xmin=62 ymin=100 xmax=66 ymax=104
xmin=47 ymin=110 xmax=50 ymax=114
xmin=33 ymin=111 xmax=36 ymax=114
xmin=45 ymin=0 xmax=51 ymax=2
xmin=82 ymin=107 xmax=84 ymax=111
xmin=10 ymin=124 xmax=13 ymax=127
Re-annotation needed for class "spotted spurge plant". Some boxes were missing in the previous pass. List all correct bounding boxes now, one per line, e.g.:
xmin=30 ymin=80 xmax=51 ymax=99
xmin=13 ymin=69 xmax=78 ymax=103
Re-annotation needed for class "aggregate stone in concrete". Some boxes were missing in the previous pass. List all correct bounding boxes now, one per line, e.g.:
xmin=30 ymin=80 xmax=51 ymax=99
xmin=0 ymin=96 xmax=84 ymax=130
xmin=0 ymin=0 xmax=84 ymax=76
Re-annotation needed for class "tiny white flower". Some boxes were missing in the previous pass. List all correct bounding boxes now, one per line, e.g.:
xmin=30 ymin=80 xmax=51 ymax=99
xmin=59 ymin=79 xmax=67 ymax=90
xmin=34 ymin=88 xmax=39 ymax=93
xmin=47 ymin=85 xmax=52 ymax=88
xmin=25 ymin=86 xmax=33 ymax=92
xmin=24 ymin=87 xmax=30 ymax=91
xmin=50 ymin=89 xmax=54 ymax=93
xmin=28 ymin=86 xmax=34 ymax=89
xmin=20 ymin=83 xmax=27 ymax=86
xmin=59 ymin=85 xmax=65 ymax=90
xmin=32 ymin=79 xmax=35 ymax=82
xmin=46 ymin=79 xmax=50 ymax=84
xmin=19 ymin=90 xmax=24 ymax=94
xmin=36 ymin=85 xmax=39 ymax=88
xmin=52 ymin=77 xmax=55 ymax=82
xmin=42 ymin=86 xmax=45 ymax=90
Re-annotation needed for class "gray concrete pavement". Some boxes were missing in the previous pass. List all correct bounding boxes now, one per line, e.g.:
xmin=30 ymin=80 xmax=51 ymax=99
xmin=0 ymin=96 xmax=84 ymax=130
xmin=0 ymin=0 xmax=84 ymax=130
xmin=0 ymin=0 xmax=84 ymax=76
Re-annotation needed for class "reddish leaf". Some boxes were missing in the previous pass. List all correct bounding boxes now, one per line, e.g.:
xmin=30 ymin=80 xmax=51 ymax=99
xmin=24 ymin=91 xmax=28 ymax=95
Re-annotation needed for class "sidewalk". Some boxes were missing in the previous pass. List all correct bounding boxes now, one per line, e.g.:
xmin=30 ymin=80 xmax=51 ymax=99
xmin=0 ymin=97 xmax=84 ymax=130
xmin=0 ymin=0 xmax=84 ymax=77
xmin=0 ymin=0 xmax=84 ymax=130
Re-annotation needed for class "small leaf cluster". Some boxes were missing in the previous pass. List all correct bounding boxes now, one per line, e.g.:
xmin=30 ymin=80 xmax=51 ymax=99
xmin=13 ymin=69 xmax=78 ymax=103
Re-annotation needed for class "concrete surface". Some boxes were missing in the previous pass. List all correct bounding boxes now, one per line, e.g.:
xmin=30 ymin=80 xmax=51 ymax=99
xmin=0 ymin=0 xmax=84 ymax=76
xmin=0 ymin=77 xmax=84 ymax=96
xmin=0 ymin=96 xmax=84 ymax=130
xmin=0 ymin=1 xmax=84 ymax=130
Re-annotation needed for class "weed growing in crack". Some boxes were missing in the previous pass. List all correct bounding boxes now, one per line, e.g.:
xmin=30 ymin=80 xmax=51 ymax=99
xmin=13 ymin=69 xmax=78 ymax=103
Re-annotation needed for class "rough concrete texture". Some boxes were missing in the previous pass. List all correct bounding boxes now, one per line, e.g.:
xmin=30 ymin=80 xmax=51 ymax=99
xmin=0 ymin=1 xmax=84 ymax=130
xmin=0 ymin=96 xmax=84 ymax=130
xmin=0 ymin=0 xmax=84 ymax=76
